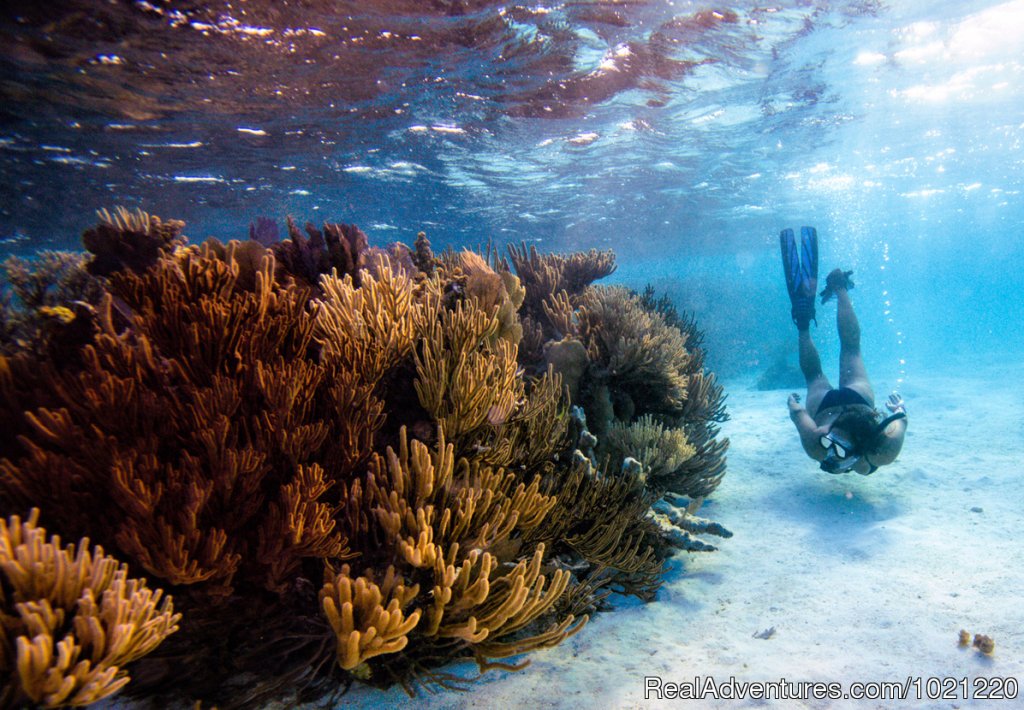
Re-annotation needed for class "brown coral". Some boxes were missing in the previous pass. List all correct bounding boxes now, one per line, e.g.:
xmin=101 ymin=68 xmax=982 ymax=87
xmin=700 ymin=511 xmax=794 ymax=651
xmin=635 ymin=288 xmax=729 ymax=499
xmin=0 ymin=240 xmax=350 ymax=597
xmin=575 ymin=286 xmax=692 ymax=423
xmin=973 ymin=634 xmax=995 ymax=655
xmin=505 ymin=247 xmax=730 ymax=553
xmin=412 ymin=231 xmax=439 ymax=276
xmin=506 ymin=243 xmax=616 ymax=364
xmin=82 ymin=206 xmax=185 ymax=277
xmin=0 ymin=509 xmax=180 ymax=709
xmin=529 ymin=455 xmax=665 ymax=600
xmin=507 ymin=242 xmax=616 ymax=315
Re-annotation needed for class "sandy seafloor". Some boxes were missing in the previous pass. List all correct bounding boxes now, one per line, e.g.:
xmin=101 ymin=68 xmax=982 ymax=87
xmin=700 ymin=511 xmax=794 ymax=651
xmin=333 ymin=361 xmax=1023 ymax=710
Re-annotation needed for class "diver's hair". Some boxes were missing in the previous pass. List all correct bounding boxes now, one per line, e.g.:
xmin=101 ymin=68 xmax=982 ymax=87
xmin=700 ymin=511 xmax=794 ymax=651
xmin=832 ymin=405 xmax=882 ymax=454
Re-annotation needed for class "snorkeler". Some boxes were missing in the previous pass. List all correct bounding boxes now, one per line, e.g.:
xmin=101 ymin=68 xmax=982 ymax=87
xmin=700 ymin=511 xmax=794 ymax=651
xmin=779 ymin=227 xmax=907 ymax=475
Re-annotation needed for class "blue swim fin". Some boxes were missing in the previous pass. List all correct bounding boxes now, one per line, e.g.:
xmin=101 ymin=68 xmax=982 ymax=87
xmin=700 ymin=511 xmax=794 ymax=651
xmin=779 ymin=226 xmax=818 ymax=328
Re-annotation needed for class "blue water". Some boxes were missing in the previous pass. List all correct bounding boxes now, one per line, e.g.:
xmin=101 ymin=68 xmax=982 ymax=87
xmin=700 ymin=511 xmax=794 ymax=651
xmin=2 ymin=0 xmax=1022 ymax=380
xmin=3 ymin=3 xmax=1023 ymax=707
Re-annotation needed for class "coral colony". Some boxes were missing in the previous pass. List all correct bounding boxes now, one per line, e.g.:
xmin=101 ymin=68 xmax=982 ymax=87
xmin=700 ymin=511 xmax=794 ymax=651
xmin=0 ymin=208 xmax=730 ymax=708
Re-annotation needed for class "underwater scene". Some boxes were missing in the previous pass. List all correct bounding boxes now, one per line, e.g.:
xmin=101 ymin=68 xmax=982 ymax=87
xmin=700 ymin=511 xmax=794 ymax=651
xmin=0 ymin=0 xmax=1021 ymax=708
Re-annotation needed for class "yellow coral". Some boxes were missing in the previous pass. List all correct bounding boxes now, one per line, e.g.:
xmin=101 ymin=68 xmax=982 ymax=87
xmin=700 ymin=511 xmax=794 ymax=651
xmin=36 ymin=306 xmax=76 ymax=325
xmin=332 ymin=427 xmax=583 ymax=676
xmin=315 ymin=253 xmax=422 ymax=386
xmin=0 ymin=509 xmax=180 ymax=708
xmin=96 ymin=206 xmax=151 ymax=233
xmin=414 ymin=299 xmax=519 ymax=443
xmin=320 ymin=565 xmax=421 ymax=671
xmin=605 ymin=414 xmax=697 ymax=487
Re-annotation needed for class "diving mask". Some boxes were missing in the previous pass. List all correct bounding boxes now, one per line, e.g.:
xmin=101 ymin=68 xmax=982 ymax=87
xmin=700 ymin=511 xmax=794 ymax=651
xmin=819 ymin=430 xmax=861 ymax=473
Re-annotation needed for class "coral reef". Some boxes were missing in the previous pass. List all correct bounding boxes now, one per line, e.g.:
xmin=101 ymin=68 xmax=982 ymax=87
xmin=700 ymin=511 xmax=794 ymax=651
xmin=0 ymin=211 xmax=731 ymax=706
xmin=507 ymin=253 xmax=731 ymax=556
xmin=505 ymin=243 xmax=616 ymax=363
xmin=0 ymin=509 xmax=179 ymax=709
xmin=0 ymin=250 xmax=105 ymax=359
xmin=605 ymin=414 xmax=696 ymax=489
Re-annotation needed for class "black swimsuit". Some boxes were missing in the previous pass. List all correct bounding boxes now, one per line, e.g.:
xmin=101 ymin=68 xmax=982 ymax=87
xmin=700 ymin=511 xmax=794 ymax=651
xmin=815 ymin=386 xmax=872 ymax=417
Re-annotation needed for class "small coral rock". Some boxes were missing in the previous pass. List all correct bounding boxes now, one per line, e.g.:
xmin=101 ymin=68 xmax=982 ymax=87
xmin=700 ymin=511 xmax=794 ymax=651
xmin=973 ymin=634 xmax=995 ymax=655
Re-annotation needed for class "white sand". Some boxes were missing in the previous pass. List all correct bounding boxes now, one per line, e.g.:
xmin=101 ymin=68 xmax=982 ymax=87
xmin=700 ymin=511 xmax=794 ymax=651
xmin=339 ymin=362 xmax=1024 ymax=709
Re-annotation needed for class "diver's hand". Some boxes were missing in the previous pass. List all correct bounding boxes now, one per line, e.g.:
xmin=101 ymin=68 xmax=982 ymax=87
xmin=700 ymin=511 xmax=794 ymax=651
xmin=886 ymin=392 xmax=906 ymax=414
xmin=788 ymin=392 xmax=803 ymax=413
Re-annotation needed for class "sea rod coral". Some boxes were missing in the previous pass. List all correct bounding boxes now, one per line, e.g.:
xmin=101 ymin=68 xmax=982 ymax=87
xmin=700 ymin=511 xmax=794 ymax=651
xmin=0 ymin=509 xmax=180 ymax=709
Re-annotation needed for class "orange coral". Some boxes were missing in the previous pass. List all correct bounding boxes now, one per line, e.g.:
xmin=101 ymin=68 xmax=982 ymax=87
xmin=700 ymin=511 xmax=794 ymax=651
xmin=320 ymin=565 xmax=421 ymax=671
xmin=0 ymin=238 xmax=351 ymax=596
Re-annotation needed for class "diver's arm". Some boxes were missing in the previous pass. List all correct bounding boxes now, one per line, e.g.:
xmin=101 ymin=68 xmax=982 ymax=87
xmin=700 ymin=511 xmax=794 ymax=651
xmin=868 ymin=393 xmax=907 ymax=466
xmin=867 ymin=414 xmax=907 ymax=466
xmin=788 ymin=393 xmax=825 ymax=460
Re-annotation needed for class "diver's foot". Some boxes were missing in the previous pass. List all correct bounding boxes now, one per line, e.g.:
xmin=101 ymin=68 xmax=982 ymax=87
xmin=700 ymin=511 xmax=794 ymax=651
xmin=791 ymin=292 xmax=816 ymax=329
xmin=820 ymin=268 xmax=854 ymax=303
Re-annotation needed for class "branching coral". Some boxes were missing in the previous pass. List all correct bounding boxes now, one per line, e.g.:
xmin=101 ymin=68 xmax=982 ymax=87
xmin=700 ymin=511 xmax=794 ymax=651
xmin=506 ymin=243 xmax=615 ymax=359
xmin=0 ymin=509 xmax=180 ymax=709
xmin=605 ymin=414 xmax=696 ymax=488
xmin=320 ymin=564 xmax=421 ymax=671
xmin=331 ymin=427 xmax=584 ymax=685
xmin=575 ymin=286 xmax=692 ymax=423
xmin=269 ymin=217 xmax=369 ymax=291
xmin=635 ymin=286 xmax=729 ymax=499
xmin=412 ymin=231 xmax=439 ymax=276
xmin=412 ymin=297 xmax=567 ymax=470
xmin=315 ymin=254 xmax=422 ymax=387
xmin=0 ymin=238 xmax=350 ymax=597
xmin=82 ymin=207 xmax=185 ymax=277
xmin=0 ymin=209 xmax=730 ymax=704
xmin=507 ymin=243 xmax=616 ymax=313
xmin=649 ymin=495 xmax=733 ymax=552
xmin=529 ymin=456 xmax=665 ymax=600
xmin=504 ymin=247 xmax=730 ymax=556
xmin=314 ymin=252 xmax=565 ymax=471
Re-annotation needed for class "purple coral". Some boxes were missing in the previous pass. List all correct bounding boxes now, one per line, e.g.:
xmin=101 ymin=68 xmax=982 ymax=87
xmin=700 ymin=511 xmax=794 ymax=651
xmin=272 ymin=217 xmax=369 ymax=288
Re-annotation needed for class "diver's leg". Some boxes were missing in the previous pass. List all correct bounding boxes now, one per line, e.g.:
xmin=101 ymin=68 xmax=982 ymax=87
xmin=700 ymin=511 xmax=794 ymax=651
xmin=836 ymin=288 xmax=874 ymax=405
xmin=799 ymin=328 xmax=832 ymax=416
